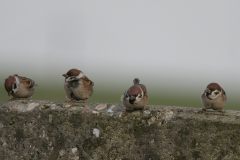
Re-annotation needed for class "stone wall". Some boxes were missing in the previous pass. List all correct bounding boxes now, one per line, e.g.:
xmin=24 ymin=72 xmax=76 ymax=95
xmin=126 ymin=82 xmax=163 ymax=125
xmin=1 ymin=100 xmax=240 ymax=159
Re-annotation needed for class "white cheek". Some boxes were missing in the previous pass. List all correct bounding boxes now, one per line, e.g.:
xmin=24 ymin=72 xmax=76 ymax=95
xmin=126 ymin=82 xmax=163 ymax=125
xmin=138 ymin=86 xmax=144 ymax=97
xmin=12 ymin=88 xmax=18 ymax=93
xmin=135 ymin=97 xmax=141 ymax=102
xmin=65 ymin=77 xmax=71 ymax=82
xmin=12 ymin=83 xmax=19 ymax=93
xmin=76 ymin=72 xmax=84 ymax=79
xmin=209 ymin=91 xmax=220 ymax=99
xmin=15 ymin=77 xmax=20 ymax=84
xmin=12 ymin=76 xmax=20 ymax=93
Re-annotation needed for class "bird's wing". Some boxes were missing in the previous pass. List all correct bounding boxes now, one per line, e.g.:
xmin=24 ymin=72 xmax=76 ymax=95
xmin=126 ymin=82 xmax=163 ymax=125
xmin=222 ymin=89 xmax=227 ymax=100
xmin=20 ymin=76 xmax=35 ymax=89
xmin=138 ymin=84 xmax=148 ymax=98
xmin=83 ymin=76 xmax=94 ymax=86
xmin=64 ymin=82 xmax=74 ymax=99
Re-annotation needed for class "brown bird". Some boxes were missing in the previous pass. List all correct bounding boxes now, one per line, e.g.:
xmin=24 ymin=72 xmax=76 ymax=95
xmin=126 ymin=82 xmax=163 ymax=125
xmin=62 ymin=69 xmax=94 ymax=103
xmin=121 ymin=78 xmax=148 ymax=114
xmin=4 ymin=74 xmax=36 ymax=100
xmin=201 ymin=83 xmax=226 ymax=113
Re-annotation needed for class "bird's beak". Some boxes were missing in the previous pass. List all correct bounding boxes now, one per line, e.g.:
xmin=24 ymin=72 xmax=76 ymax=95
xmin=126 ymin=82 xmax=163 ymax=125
xmin=62 ymin=74 xmax=68 ymax=77
xmin=130 ymin=96 xmax=135 ymax=101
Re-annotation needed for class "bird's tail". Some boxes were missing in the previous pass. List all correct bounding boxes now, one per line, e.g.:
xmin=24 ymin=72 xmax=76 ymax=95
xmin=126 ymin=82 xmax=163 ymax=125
xmin=133 ymin=78 xmax=140 ymax=84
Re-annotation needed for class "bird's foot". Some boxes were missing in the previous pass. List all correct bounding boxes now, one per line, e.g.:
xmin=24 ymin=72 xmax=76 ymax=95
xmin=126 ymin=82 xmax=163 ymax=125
xmin=141 ymin=106 xmax=146 ymax=113
xmin=66 ymin=99 xmax=74 ymax=103
xmin=82 ymin=99 xmax=88 ymax=103
xmin=21 ymin=98 xmax=30 ymax=103
xmin=218 ymin=109 xmax=225 ymax=113
xmin=8 ymin=97 xmax=16 ymax=101
xmin=201 ymin=108 xmax=206 ymax=113
xmin=122 ymin=109 xmax=129 ymax=116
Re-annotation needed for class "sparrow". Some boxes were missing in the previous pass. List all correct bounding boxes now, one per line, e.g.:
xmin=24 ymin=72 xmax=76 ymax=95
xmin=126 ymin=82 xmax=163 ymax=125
xmin=201 ymin=83 xmax=226 ymax=113
xmin=62 ymin=69 xmax=94 ymax=103
xmin=121 ymin=78 xmax=148 ymax=114
xmin=4 ymin=74 xmax=36 ymax=100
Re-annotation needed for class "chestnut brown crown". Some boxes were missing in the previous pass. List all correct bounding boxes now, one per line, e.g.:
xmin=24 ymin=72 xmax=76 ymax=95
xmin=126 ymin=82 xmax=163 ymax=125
xmin=127 ymin=85 xmax=142 ymax=96
xmin=4 ymin=76 xmax=16 ymax=92
xmin=207 ymin=83 xmax=222 ymax=91
xmin=63 ymin=69 xmax=82 ymax=77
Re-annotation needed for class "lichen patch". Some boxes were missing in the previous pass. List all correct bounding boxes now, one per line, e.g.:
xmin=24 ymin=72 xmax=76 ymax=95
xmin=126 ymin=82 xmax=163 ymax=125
xmin=93 ymin=128 xmax=100 ymax=137
xmin=27 ymin=103 xmax=39 ymax=111
xmin=95 ymin=104 xmax=107 ymax=111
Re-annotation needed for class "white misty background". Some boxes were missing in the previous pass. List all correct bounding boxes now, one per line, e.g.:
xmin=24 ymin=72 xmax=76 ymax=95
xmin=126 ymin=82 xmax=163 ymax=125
xmin=0 ymin=1 xmax=239 ymax=108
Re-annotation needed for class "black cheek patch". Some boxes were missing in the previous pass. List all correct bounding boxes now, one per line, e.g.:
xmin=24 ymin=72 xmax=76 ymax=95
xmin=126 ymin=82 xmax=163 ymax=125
xmin=129 ymin=96 xmax=136 ymax=104
xmin=13 ymin=83 xmax=17 ymax=89
xmin=129 ymin=99 xmax=135 ymax=104
xmin=206 ymin=92 xmax=210 ymax=97
xmin=214 ymin=92 xmax=219 ymax=95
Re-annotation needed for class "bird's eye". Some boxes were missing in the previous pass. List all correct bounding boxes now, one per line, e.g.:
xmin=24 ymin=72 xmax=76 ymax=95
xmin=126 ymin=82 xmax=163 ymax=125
xmin=69 ymin=77 xmax=76 ymax=80
xmin=125 ymin=94 xmax=129 ymax=98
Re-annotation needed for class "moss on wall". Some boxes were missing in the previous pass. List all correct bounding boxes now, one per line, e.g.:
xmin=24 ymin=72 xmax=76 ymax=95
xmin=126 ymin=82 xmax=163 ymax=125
xmin=1 ymin=100 xmax=240 ymax=159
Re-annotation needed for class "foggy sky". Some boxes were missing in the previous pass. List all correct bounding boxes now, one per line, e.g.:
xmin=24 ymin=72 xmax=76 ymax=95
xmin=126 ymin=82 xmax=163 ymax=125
xmin=1 ymin=1 xmax=240 ymax=95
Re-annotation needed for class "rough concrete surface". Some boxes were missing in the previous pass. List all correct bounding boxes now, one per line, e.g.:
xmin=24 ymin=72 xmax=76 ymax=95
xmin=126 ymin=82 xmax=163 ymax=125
xmin=1 ymin=100 xmax=240 ymax=160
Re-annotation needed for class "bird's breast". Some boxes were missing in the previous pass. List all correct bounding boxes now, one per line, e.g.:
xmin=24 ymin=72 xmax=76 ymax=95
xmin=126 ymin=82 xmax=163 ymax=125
xmin=68 ymin=80 xmax=80 ymax=88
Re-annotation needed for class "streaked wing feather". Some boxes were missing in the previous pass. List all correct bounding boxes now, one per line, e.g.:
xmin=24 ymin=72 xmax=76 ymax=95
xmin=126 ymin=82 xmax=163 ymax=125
xmin=83 ymin=76 xmax=94 ymax=86
xmin=20 ymin=76 xmax=35 ymax=89
xmin=64 ymin=83 xmax=73 ymax=99
xmin=138 ymin=84 xmax=148 ymax=98
xmin=222 ymin=89 xmax=227 ymax=100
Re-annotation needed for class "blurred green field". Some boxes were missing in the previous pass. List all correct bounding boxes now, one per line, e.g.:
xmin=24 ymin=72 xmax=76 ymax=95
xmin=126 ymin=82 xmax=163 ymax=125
xmin=0 ymin=84 xmax=239 ymax=111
